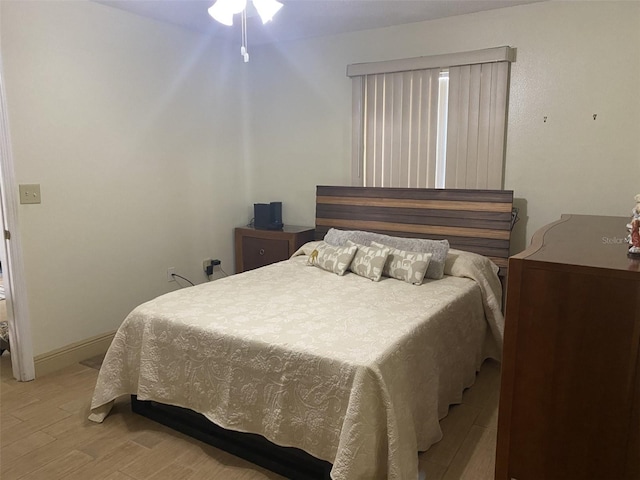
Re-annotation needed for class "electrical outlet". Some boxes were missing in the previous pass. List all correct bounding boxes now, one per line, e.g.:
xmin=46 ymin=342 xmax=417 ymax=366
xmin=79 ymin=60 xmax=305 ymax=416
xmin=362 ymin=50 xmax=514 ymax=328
xmin=212 ymin=259 xmax=221 ymax=271
xmin=202 ymin=258 xmax=212 ymax=273
xmin=167 ymin=267 xmax=176 ymax=282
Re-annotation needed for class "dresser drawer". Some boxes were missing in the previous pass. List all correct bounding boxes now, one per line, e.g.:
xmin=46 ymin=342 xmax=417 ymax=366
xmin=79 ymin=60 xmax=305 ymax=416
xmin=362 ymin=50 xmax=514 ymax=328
xmin=242 ymin=236 xmax=289 ymax=271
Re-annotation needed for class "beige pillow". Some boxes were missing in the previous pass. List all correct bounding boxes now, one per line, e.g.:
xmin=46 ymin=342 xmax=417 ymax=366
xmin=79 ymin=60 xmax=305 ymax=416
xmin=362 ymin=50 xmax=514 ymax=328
xmin=371 ymin=241 xmax=432 ymax=285
xmin=307 ymin=241 xmax=357 ymax=276
xmin=346 ymin=240 xmax=390 ymax=282
xmin=324 ymin=228 xmax=449 ymax=279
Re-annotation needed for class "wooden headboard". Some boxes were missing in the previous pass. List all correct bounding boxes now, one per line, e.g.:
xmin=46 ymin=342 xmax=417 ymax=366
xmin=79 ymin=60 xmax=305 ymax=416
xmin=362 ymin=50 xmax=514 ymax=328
xmin=315 ymin=185 xmax=514 ymax=276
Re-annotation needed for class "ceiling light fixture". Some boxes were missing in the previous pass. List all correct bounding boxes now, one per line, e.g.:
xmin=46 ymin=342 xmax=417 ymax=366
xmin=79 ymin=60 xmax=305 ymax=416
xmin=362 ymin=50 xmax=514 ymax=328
xmin=208 ymin=0 xmax=283 ymax=63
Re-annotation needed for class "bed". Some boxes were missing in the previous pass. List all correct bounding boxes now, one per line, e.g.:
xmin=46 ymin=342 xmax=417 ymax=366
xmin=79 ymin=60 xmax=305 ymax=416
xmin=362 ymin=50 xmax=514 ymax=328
xmin=90 ymin=186 xmax=514 ymax=480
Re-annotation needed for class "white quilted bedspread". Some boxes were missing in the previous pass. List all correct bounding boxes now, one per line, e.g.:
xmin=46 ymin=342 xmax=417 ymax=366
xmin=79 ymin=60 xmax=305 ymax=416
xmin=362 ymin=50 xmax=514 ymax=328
xmin=90 ymin=245 xmax=503 ymax=480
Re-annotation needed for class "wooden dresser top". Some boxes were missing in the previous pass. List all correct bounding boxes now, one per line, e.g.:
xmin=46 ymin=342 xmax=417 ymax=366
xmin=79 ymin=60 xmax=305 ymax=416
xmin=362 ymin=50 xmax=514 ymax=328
xmin=513 ymin=214 xmax=640 ymax=273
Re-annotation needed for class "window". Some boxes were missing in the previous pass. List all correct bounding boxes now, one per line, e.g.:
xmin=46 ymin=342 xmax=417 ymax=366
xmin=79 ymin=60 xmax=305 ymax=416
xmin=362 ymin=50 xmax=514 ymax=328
xmin=436 ymin=70 xmax=449 ymax=189
xmin=348 ymin=47 xmax=515 ymax=189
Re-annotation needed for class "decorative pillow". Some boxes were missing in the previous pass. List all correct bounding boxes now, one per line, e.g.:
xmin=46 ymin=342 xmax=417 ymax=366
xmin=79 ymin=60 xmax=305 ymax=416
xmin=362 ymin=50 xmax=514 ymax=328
xmin=346 ymin=240 xmax=390 ymax=282
xmin=307 ymin=241 xmax=357 ymax=276
xmin=324 ymin=228 xmax=449 ymax=279
xmin=371 ymin=241 xmax=432 ymax=285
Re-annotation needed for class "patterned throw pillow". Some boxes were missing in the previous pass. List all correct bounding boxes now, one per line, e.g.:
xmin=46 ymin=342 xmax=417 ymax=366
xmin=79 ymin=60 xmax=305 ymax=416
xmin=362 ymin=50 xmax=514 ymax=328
xmin=307 ymin=241 xmax=357 ymax=276
xmin=371 ymin=241 xmax=433 ymax=285
xmin=324 ymin=228 xmax=449 ymax=279
xmin=346 ymin=240 xmax=390 ymax=282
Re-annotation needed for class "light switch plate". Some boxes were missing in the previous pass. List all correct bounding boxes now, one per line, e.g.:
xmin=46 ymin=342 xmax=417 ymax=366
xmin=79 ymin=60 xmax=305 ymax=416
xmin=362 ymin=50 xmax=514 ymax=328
xmin=19 ymin=184 xmax=41 ymax=204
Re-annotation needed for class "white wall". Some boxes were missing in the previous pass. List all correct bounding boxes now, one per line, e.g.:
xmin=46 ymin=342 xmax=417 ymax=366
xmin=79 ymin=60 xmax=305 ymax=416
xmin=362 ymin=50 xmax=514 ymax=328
xmin=1 ymin=1 xmax=248 ymax=356
xmin=2 ymin=0 xmax=639 ymax=358
xmin=247 ymin=1 xmax=640 ymax=253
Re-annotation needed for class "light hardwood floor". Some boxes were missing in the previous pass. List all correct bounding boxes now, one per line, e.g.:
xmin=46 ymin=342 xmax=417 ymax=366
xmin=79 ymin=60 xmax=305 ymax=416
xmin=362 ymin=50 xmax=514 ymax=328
xmin=0 ymin=354 xmax=501 ymax=480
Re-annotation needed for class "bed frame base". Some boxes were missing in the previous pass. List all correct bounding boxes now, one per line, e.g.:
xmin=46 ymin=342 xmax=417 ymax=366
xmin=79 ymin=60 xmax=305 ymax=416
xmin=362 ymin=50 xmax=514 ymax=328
xmin=131 ymin=396 xmax=332 ymax=480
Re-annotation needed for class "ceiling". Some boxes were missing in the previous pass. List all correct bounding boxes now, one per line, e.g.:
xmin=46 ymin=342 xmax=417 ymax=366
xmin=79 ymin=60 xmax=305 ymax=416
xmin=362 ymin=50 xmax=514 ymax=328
xmin=95 ymin=0 xmax=541 ymax=45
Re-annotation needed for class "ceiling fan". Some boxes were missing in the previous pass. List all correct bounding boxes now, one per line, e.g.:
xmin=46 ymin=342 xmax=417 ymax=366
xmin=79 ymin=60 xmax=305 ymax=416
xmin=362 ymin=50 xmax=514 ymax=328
xmin=208 ymin=0 xmax=283 ymax=62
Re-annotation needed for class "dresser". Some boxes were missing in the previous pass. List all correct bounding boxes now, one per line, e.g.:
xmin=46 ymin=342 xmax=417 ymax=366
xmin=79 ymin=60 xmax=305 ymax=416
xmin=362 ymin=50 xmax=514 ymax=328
xmin=496 ymin=214 xmax=640 ymax=480
xmin=234 ymin=226 xmax=315 ymax=273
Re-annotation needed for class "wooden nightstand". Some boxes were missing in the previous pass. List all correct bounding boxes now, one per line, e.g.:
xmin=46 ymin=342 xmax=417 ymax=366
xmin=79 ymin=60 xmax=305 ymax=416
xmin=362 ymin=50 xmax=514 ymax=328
xmin=234 ymin=226 xmax=315 ymax=273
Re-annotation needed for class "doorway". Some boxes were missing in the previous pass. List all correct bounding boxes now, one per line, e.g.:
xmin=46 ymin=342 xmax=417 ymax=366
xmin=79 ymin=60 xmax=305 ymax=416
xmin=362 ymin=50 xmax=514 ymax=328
xmin=0 ymin=183 xmax=17 ymax=375
xmin=0 ymin=57 xmax=35 ymax=381
xmin=0 ymin=238 xmax=7 ymax=355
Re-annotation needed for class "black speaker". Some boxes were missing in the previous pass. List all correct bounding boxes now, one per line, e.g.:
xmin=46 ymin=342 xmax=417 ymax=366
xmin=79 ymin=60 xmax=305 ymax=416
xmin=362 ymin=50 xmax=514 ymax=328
xmin=269 ymin=202 xmax=283 ymax=230
xmin=253 ymin=203 xmax=271 ymax=229
xmin=253 ymin=202 xmax=284 ymax=230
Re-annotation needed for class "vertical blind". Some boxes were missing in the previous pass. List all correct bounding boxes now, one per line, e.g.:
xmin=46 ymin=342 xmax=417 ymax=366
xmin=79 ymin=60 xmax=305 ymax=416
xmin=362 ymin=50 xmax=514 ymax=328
xmin=357 ymin=69 xmax=440 ymax=188
xmin=348 ymin=47 xmax=515 ymax=190
xmin=445 ymin=61 xmax=510 ymax=189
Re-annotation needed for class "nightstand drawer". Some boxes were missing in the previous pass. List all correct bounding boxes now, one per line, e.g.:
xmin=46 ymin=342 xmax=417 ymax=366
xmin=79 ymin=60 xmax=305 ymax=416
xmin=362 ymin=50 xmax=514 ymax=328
xmin=242 ymin=236 xmax=289 ymax=271
xmin=234 ymin=226 xmax=315 ymax=273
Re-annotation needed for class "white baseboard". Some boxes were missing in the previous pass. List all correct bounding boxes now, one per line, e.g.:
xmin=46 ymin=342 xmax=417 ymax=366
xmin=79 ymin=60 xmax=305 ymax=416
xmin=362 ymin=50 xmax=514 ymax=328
xmin=34 ymin=331 xmax=116 ymax=377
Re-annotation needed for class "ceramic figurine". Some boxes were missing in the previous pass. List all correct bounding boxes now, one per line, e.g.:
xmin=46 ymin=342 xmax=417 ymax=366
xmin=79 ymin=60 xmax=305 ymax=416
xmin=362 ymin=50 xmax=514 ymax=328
xmin=628 ymin=194 xmax=640 ymax=257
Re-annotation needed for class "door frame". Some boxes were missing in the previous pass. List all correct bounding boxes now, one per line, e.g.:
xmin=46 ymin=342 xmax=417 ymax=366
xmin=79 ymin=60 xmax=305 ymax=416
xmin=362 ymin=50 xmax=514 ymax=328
xmin=0 ymin=54 xmax=35 ymax=381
